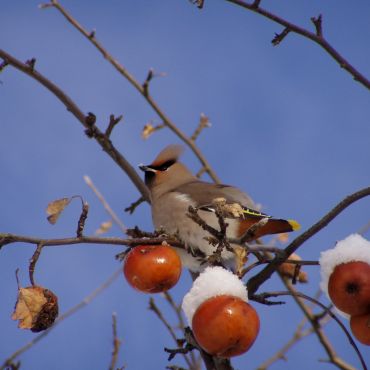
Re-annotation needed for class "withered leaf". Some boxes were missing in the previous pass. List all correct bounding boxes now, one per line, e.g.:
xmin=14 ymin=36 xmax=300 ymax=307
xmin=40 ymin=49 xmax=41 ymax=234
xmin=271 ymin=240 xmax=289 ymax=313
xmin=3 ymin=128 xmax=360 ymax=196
xmin=278 ymin=253 xmax=308 ymax=283
xmin=234 ymin=245 xmax=247 ymax=277
xmin=12 ymin=286 xmax=59 ymax=332
xmin=142 ymin=123 xmax=155 ymax=139
xmin=46 ymin=197 xmax=71 ymax=224
xmin=95 ymin=219 xmax=113 ymax=235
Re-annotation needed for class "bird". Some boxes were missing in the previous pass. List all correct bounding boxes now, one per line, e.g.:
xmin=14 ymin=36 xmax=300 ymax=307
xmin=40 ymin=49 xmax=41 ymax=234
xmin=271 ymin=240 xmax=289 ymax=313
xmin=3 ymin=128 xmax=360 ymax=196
xmin=139 ymin=145 xmax=300 ymax=271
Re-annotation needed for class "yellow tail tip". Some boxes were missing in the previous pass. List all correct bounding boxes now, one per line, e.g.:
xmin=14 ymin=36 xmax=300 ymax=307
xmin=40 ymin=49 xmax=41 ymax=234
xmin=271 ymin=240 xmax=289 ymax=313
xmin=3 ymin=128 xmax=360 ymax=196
xmin=288 ymin=219 xmax=301 ymax=231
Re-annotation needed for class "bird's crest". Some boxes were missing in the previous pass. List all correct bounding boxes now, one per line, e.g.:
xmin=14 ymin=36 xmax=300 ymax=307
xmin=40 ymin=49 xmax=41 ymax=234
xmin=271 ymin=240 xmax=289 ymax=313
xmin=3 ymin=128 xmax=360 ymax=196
xmin=151 ymin=145 xmax=184 ymax=166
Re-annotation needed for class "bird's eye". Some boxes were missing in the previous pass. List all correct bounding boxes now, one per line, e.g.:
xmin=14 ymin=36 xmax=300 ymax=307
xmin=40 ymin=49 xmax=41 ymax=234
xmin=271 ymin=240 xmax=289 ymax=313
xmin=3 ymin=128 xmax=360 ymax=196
xmin=156 ymin=160 xmax=175 ymax=171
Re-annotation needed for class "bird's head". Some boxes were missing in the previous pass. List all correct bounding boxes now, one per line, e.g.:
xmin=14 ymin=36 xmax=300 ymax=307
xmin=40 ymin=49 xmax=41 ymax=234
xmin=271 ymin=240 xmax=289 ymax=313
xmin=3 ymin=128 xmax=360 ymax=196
xmin=139 ymin=145 xmax=195 ymax=195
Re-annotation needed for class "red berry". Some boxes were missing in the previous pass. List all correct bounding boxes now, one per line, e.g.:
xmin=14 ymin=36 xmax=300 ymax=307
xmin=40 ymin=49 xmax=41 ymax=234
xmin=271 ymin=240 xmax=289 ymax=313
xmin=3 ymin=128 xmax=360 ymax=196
xmin=192 ymin=295 xmax=260 ymax=358
xmin=350 ymin=312 xmax=370 ymax=346
xmin=328 ymin=261 xmax=370 ymax=315
xmin=123 ymin=245 xmax=181 ymax=293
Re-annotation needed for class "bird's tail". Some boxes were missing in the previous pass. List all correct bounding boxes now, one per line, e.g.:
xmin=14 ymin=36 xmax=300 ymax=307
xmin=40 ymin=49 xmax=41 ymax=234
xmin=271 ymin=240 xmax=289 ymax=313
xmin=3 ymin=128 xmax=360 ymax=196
xmin=238 ymin=217 xmax=300 ymax=240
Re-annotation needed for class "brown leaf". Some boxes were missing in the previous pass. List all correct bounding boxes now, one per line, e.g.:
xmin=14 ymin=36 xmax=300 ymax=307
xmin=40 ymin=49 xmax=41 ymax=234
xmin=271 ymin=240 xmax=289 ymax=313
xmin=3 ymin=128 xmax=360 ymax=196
xmin=12 ymin=285 xmax=59 ymax=332
xmin=142 ymin=123 xmax=155 ymax=139
xmin=12 ymin=286 xmax=46 ymax=329
xmin=234 ymin=246 xmax=247 ymax=277
xmin=278 ymin=253 xmax=308 ymax=283
xmin=95 ymin=219 xmax=113 ymax=235
xmin=46 ymin=197 xmax=71 ymax=224
xmin=141 ymin=122 xmax=165 ymax=139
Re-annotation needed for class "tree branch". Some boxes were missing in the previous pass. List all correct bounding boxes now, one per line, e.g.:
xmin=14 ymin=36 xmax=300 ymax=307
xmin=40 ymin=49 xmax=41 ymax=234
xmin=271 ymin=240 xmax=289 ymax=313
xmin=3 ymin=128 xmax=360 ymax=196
xmin=43 ymin=0 xmax=221 ymax=183
xmin=247 ymin=186 xmax=370 ymax=294
xmin=0 ymin=233 xmax=182 ymax=249
xmin=224 ymin=0 xmax=370 ymax=90
xmin=0 ymin=48 xmax=150 ymax=202
xmin=254 ymin=290 xmax=366 ymax=370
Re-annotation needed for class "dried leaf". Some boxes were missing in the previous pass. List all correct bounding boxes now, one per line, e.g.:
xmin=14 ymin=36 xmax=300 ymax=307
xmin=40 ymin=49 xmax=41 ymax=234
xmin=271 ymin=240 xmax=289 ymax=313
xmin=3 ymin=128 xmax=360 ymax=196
xmin=234 ymin=246 xmax=247 ymax=277
xmin=46 ymin=197 xmax=71 ymax=224
xmin=212 ymin=198 xmax=244 ymax=218
xmin=141 ymin=122 xmax=165 ymax=140
xmin=142 ymin=123 xmax=155 ymax=139
xmin=95 ymin=220 xmax=113 ymax=235
xmin=12 ymin=287 xmax=46 ymax=329
xmin=12 ymin=285 xmax=59 ymax=331
xmin=278 ymin=253 xmax=308 ymax=283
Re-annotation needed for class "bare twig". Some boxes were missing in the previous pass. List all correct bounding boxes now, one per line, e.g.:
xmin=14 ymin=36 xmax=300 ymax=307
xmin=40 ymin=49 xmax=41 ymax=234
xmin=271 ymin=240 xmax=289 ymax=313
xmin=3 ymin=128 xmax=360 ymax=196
xmin=271 ymin=27 xmax=290 ymax=46
xmin=76 ymin=200 xmax=89 ymax=237
xmin=108 ymin=313 xmax=121 ymax=370
xmin=255 ymin=289 xmax=364 ymax=370
xmin=247 ymin=186 xmax=370 ymax=295
xmin=0 ymin=233 xmax=182 ymax=249
xmin=149 ymin=298 xmax=194 ymax=369
xmin=84 ymin=175 xmax=127 ymax=233
xmin=106 ymin=114 xmax=123 ymax=138
xmin=124 ymin=196 xmax=145 ymax=214
xmin=42 ymin=0 xmax=220 ymax=183
xmin=28 ymin=243 xmax=44 ymax=286
xmin=1 ymin=268 xmax=121 ymax=370
xmin=0 ymin=49 xmax=150 ymax=202
xmin=191 ymin=113 xmax=211 ymax=141
xmin=311 ymin=14 xmax=323 ymax=38
xmin=195 ymin=166 xmax=207 ymax=178
xmin=163 ymin=292 xmax=201 ymax=369
xmin=224 ymin=0 xmax=370 ymax=90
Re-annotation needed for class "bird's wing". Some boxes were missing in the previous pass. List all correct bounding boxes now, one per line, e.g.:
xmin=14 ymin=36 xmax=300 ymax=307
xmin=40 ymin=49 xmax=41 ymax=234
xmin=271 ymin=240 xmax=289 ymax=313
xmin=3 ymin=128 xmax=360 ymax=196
xmin=173 ymin=180 xmax=266 ymax=217
xmin=173 ymin=180 xmax=300 ymax=238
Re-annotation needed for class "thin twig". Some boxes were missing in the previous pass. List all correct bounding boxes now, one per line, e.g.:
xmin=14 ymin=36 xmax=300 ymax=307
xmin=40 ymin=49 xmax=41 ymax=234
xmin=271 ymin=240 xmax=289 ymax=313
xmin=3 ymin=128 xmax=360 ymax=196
xmin=76 ymin=200 xmax=89 ymax=237
xmin=163 ymin=292 xmax=200 ymax=370
xmin=224 ymin=0 xmax=370 ymax=90
xmin=191 ymin=113 xmax=211 ymax=141
xmin=43 ymin=0 xmax=221 ymax=183
xmin=247 ymin=186 xmax=370 ymax=295
xmin=106 ymin=114 xmax=123 ymax=138
xmin=148 ymin=298 xmax=194 ymax=369
xmin=254 ymin=289 xmax=364 ymax=370
xmin=84 ymin=175 xmax=127 ymax=233
xmin=1 ymin=268 xmax=122 ymax=370
xmin=108 ymin=313 xmax=121 ymax=370
xmin=124 ymin=196 xmax=145 ymax=214
xmin=28 ymin=243 xmax=44 ymax=286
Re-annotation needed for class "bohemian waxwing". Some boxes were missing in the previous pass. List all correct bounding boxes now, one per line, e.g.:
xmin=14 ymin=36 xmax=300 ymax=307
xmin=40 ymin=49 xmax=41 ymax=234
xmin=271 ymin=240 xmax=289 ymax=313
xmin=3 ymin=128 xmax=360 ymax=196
xmin=139 ymin=145 xmax=300 ymax=271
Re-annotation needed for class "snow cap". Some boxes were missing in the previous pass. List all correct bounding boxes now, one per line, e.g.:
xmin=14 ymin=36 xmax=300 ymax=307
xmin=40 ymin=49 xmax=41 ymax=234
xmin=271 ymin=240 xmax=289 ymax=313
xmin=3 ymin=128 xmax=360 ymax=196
xmin=319 ymin=233 xmax=370 ymax=296
xmin=182 ymin=266 xmax=248 ymax=327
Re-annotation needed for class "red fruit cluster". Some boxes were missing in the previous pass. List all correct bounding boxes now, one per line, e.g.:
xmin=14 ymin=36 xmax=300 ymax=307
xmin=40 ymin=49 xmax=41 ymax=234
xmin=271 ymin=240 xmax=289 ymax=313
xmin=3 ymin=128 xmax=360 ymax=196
xmin=328 ymin=261 xmax=370 ymax=345
xmin=192 ymin=295 xmax=260 ymax=358
xmin=123 ymin=244 xmax=182 ymax=293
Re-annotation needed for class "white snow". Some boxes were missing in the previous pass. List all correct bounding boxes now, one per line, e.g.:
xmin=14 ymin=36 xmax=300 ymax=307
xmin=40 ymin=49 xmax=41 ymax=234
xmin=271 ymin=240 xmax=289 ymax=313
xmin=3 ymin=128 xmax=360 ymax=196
xmin=319 ymin=233 xmax=370 ymax=296
xmin=181 ymin=266 xmax=248 ymax=327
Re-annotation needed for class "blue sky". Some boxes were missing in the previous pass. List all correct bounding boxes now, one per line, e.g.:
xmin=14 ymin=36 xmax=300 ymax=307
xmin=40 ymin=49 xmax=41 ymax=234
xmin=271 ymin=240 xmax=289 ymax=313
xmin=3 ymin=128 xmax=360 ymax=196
xmin=1 ymin=1 xmax=370 ymax=369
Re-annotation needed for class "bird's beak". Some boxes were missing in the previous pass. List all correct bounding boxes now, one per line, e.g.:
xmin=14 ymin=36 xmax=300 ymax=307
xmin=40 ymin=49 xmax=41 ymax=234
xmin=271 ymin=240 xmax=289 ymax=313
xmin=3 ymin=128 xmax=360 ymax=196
xmin=138 ymin=164 xmax=156 ymax=173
